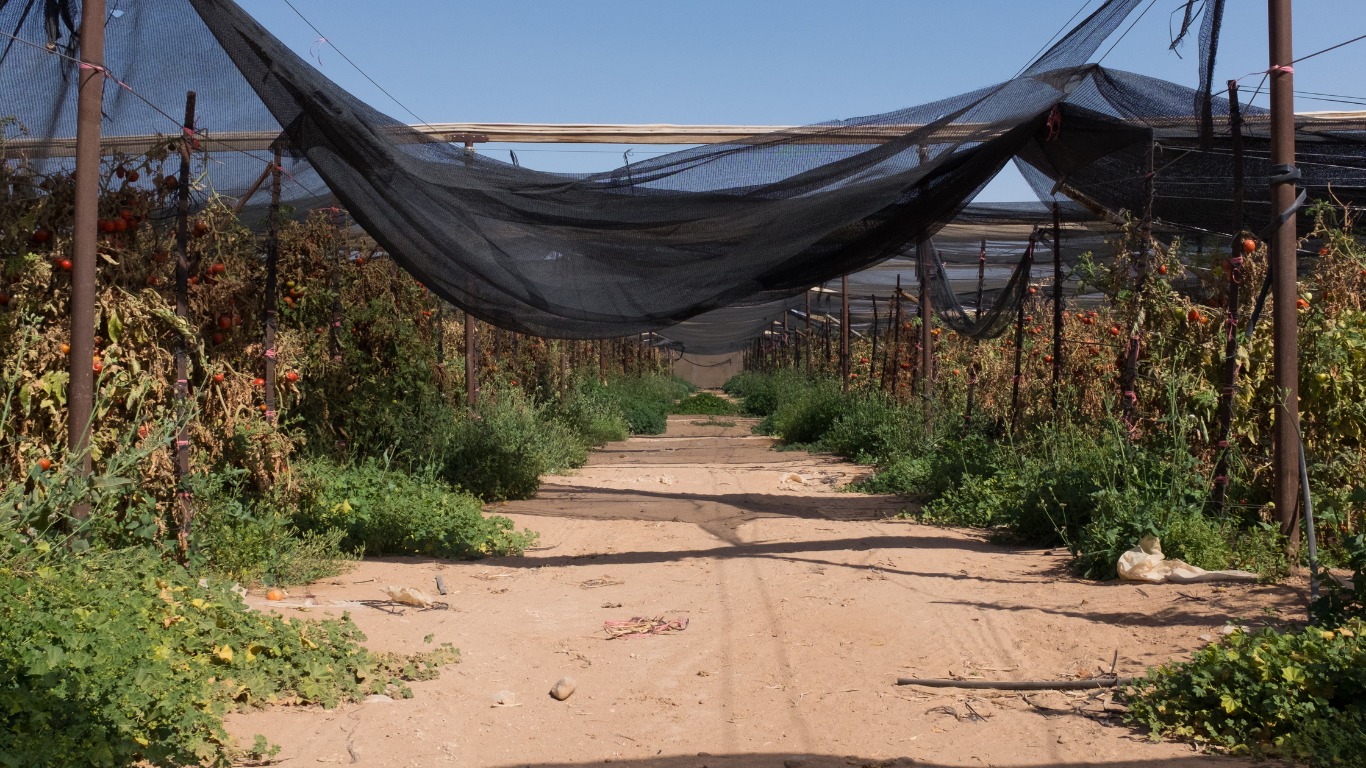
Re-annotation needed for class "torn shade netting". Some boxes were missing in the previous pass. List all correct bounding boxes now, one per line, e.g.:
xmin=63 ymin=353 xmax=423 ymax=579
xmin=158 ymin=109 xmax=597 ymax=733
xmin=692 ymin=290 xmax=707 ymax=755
xmin=3 ymin=0 xmax=1365 ymax=352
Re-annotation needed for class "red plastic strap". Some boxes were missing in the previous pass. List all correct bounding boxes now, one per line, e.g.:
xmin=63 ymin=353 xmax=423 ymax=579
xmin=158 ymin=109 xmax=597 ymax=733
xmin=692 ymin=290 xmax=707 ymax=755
xmin=1044 ymin=105 xmax=1063 ymax=142
xmin=175 ymin=440 xmax=191 ymax=447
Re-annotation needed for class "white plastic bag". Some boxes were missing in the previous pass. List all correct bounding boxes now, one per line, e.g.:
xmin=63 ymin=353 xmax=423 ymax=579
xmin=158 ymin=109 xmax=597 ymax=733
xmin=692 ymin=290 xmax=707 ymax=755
xmin=1117 ymin=536 xmax=1259 ymax=584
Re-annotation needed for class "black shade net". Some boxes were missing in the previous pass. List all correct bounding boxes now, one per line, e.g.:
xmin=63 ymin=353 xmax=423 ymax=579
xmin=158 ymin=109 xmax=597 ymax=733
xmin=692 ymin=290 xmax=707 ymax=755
xmin=2 ymin=0 xmax=1365 ymax=353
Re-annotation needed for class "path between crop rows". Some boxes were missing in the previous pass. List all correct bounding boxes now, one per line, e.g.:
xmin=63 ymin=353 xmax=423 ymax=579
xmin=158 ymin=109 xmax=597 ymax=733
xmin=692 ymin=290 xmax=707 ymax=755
xmin=230 ymin=414 xmax=1302 ymax=768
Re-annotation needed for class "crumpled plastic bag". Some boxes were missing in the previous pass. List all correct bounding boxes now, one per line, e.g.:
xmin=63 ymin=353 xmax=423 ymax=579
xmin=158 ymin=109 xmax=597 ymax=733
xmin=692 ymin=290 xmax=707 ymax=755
xmin=1117 ymin=536 xmax=1260 ymax=584
xmin=382 ymin=585 xmax=436 ymax=608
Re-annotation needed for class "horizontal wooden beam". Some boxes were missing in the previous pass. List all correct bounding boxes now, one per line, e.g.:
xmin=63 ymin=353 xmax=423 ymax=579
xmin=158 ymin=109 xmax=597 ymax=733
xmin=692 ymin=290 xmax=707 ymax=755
xmin=6 ymin=111 xmax=1362 ymax=160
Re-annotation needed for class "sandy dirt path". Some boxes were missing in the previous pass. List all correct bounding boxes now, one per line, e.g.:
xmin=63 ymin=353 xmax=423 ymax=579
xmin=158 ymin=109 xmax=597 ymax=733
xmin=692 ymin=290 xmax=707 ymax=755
xmin=229 ymin=415 xmax=1303 ymax=768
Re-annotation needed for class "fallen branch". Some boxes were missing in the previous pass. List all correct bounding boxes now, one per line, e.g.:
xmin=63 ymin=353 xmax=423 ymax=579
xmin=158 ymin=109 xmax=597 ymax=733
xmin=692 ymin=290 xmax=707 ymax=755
xmin=895 ymin=676 xmax=1134 ymax=690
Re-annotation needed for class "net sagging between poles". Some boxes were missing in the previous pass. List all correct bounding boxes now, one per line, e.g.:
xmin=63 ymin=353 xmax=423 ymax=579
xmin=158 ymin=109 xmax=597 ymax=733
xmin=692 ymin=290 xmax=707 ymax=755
xmin=3 ymin=0 xmax=1366 ymax=352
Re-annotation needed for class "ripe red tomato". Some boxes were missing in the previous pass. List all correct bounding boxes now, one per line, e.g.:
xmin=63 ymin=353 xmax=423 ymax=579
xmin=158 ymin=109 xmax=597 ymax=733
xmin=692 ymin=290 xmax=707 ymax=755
xmin=113 ymin=218 xmax=128 ymax=233
xmin=253 ymin=377 xmax=266 ymax=387
xmin=211 ymin=332 xmax=225 ymax=345
xmin=57 ymin=258 xmax=73 ymax=271
xmin=119 ymin=209 xmax=133 ymax=221
xmin=1157 ymin=264 xmax=1168 ymax=275
xmin=162 ymin=176 xmax=178 ymax=190
xmin=92 ymin=358 xmax=103 ymax=373
xmin=125 ymin=170 xmax=140 ymax=183
xmin=1296 ymin=298 xmax=1309 ymax=310
xmin=30 ymin=228 xmax=51 ymax=243
xmin=38 ymin=458 xmax=52 ymax=472
xmin=285 ymin=371 xmax=299 ymax=383
xmin=213 ymin=373 xmax=225 ymax=383
xmin=0 ymin=292 xmax=9 ymax=306
xmin=1109 ymin=326 xmax=1121 ymax=336
xmin=1242 ymin=238 xmax=1256 ymax=254
xmin=217 ymin=315 xmax=233 ymax=330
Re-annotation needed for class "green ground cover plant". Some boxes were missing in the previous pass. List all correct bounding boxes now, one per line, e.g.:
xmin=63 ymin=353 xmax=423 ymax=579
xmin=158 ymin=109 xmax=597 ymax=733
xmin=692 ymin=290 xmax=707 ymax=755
xmin=1126 ymin=621 xmax=1366 ymax=765
xmin=0 ymin=548 xmax=458 ymax=768
xmin=671 ymin=390 xmax=740 ymax=416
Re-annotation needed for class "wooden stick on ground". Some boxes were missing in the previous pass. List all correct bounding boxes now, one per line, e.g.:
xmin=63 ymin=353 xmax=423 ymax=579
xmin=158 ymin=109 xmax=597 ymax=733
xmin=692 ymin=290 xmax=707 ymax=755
xmin=895 ymin=676 xmax=1134 ymax=690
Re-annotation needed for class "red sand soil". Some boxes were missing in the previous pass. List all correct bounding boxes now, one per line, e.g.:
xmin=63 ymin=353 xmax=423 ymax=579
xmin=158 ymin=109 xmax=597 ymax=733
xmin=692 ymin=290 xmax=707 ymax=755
xmin=229 ymin=415 xmax=1304 ymax=768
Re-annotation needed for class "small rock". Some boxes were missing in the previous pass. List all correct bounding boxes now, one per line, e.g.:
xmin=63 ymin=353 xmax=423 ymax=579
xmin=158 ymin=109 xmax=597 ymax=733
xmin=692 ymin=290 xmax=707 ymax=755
xmin=491 ymin=690 xmax=519 ymax=707
xmin=1056 ymin=733 xmax=1067 ymax=744
xmin=1220 ymin=624 xmax=1238 ymax=636
xmin=1197 ymin=634 xmax=1213 ymax=642
xmin=364 ymin=694 xmax=393 ymax=703
xmin=549 ymin=676 xmax=577 ymax=701
xmin=783 ymin=759 xmax=806 ymax=768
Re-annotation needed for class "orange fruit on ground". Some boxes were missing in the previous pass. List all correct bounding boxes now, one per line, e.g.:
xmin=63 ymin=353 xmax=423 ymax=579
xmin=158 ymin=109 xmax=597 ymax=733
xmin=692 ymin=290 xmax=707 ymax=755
xmin=265 ymin=588 xmax=286 ymax=601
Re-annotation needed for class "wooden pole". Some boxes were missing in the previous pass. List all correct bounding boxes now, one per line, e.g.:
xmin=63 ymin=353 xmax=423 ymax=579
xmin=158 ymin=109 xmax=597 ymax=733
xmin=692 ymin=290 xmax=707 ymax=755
xmin=1051 ymin=202 xmax=1064 ymax=412
xmin=172 ymin=92 xmax=196 ymax=554
xmin=263 ymin=145 xmax=281 ymax=427
xmin=67 ymin=0 xmax=105 ymax=521
xmin=1211 ymin=80 xmax=1246 ymax=514
xmin=1268 ymin=0 xmax=1301 ymax=556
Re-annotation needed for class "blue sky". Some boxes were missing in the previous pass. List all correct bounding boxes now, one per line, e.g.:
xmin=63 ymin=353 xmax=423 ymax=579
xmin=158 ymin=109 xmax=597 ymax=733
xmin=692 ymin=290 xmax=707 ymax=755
xmin=235 ymin=1 xmax=1366 ymax=199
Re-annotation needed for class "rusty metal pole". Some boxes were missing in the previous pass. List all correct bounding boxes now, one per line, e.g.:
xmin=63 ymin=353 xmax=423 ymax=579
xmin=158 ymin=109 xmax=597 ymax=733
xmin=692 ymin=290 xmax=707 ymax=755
xmin=803 ymin=291 xmax=812 ymax=374
xmin=837 ymin=280 xmax=850 ymax=383
xmin=328 ymin=203 xmax=343 ymax=361
xmin=436 ymin=301 xmax=445 ymax=368
xmin=263 ymin=145 xmax=281 ymax=427
xmin=870 ymin=294 xmax=879 ymax=384
xmin=461 ymin=140 xmax=479 ymax=408
xmin=1051 ymin=202 xmax=1064 ymax=412
xmin=172 ymin=92 xmax=196 ymax=554
xmin=1010 ymin=235 xmax=1036 ymax=433
xmin=464 ymin=311 xmax=477 ymax=408
xmin=1268 ymin=0 xmax=1301 ymax=556
xmin=1211 ymin=80 xmax=1246 ymax=514
xmin=67 ymin=0 xmax=106 ymax=520
xmin=918 ymin=240 xmax=934 ymax=415
xmin=964 ymin=238 xmax=986 ymax=430
xmin=890 ymin=274 xmax=903 ymax=395
xmin=1121 ymin=142 xmax=1156 ymax=433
